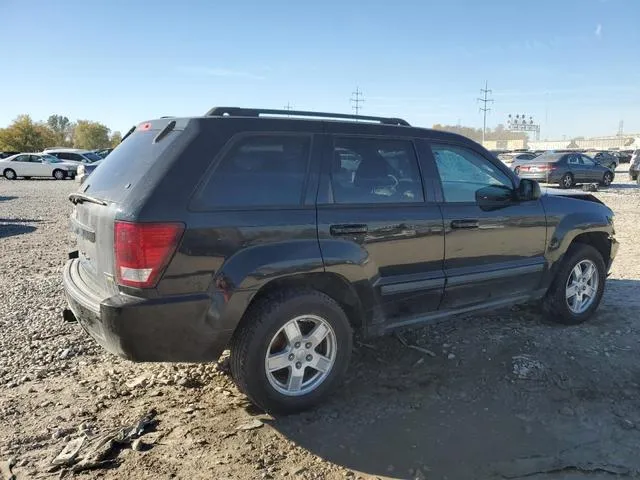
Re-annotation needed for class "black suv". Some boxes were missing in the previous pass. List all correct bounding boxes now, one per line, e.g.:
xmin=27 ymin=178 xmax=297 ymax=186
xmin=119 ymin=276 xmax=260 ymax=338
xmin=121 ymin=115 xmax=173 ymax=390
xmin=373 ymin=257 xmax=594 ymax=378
xmin=63 ymin=108 xmax=618 ymax=413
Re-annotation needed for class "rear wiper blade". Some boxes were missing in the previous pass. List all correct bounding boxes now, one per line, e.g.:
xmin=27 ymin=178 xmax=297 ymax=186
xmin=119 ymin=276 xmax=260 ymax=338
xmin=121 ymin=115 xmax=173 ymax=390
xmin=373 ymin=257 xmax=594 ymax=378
xmin=68 ymin=193 xmax=107 ymax=206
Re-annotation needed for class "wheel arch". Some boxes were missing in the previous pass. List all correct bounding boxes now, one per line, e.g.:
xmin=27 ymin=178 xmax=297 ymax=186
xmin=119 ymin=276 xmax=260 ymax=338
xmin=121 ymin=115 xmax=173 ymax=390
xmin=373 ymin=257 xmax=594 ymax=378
xmin=242 ymin=272 xmax=367 ymax=331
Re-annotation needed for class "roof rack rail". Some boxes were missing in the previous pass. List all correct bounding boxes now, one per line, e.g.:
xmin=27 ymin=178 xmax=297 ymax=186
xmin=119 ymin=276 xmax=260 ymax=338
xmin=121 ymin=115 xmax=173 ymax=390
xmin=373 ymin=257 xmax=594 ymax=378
xmin=205 ymin=107 xmax=410 ymax=127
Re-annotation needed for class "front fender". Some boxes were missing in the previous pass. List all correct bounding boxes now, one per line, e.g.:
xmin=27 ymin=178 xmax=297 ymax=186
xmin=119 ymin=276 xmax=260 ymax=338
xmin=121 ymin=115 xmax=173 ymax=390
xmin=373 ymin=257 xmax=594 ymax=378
xmin=541 ymin=194 xmax=614 ymax=284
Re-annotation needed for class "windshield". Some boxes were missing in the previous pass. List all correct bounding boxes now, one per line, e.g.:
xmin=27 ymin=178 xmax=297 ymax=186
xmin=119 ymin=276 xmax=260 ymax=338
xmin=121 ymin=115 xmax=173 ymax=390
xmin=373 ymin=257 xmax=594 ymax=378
xmin=83 ymin=152 xmax=103 ymax=162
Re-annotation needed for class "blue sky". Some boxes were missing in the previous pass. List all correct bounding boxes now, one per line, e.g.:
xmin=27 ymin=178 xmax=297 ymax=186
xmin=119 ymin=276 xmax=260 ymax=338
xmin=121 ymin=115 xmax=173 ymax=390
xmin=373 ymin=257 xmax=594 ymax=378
xmin=1 ymin=0 xmax=639 ymax=139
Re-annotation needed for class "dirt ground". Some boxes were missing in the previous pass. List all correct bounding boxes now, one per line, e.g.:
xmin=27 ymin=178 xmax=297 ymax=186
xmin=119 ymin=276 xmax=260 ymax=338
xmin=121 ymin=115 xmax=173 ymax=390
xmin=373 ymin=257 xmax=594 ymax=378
xmin=1 ymin=167 xmax=639 ymax=480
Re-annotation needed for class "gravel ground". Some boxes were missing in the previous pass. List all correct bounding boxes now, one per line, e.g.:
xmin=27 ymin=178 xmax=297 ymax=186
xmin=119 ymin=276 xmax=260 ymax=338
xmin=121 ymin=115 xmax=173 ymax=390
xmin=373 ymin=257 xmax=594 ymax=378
xmin=1 ymin=169 xmax=639 ymax=480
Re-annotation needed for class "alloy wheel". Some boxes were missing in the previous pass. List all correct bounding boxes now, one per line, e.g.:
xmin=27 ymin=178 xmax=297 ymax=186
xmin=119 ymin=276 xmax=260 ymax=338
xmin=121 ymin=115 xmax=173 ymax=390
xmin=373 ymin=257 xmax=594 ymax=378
xmin=565 ymin=259 xmax=599 ymax=314
xmin=264 ymin=314 xmax=337 ymax=396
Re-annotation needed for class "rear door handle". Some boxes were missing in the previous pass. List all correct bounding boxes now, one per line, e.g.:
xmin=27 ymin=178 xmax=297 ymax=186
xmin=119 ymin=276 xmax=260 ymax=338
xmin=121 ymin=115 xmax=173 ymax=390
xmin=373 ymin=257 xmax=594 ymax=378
xmin=330 ymin=224 xmax=368 ymax=236
xmin=451 ymin=219 xmax=479 ymax=229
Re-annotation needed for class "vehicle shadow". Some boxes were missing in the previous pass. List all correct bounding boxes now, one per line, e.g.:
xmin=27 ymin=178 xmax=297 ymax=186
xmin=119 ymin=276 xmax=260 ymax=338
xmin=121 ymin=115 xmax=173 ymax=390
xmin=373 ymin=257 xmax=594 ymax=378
xmin=264 ymin=280 xmax=640 ymax=479
xmin=0 ymin=223 xmax=37 ymax=239
xmin=0 ymin=196 xmax=18 ymax=202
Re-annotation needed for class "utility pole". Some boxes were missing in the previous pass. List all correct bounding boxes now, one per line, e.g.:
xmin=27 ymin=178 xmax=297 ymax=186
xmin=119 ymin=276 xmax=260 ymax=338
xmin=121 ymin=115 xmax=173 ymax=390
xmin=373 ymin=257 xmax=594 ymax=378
xmin=477 ymin=81 xmax=494 ymax=145
xmin=350 ymin=87 xmax=364 ymax=116
xmin=284 ymin=102 xmax=293 ymax=117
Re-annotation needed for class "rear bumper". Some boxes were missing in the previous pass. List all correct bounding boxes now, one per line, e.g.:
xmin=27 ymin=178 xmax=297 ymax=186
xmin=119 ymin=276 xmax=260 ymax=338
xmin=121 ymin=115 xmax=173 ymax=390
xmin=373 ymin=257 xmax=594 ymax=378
xmin=518 ymin=172 xmax=562 ymax=183
xmin=63 ymin=258 xmax=232 ymax=362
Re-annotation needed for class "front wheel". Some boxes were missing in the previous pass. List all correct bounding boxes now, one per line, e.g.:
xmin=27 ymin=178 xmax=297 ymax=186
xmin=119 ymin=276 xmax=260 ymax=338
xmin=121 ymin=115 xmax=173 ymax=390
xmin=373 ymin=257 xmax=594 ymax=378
xmin=3 ymin=169 xmax=16 ymax=180
xmin=53 ymin=169 xmax=66 ymax=180
xmin=543 ymin=244 xmax=606 ymax=325
xmin=560 ymin=172 xmax=574 ymax=189
xmin=600 ymin=171 xmax=613 ymax=187
xmin=230 ymin=289 xmax=352 ymax=414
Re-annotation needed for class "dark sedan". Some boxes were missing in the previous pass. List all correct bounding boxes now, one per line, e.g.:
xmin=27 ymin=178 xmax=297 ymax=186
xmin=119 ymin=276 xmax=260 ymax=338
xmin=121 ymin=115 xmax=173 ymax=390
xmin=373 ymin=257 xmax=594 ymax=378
xmin=517 ymin=152 xmax=614 ymax=188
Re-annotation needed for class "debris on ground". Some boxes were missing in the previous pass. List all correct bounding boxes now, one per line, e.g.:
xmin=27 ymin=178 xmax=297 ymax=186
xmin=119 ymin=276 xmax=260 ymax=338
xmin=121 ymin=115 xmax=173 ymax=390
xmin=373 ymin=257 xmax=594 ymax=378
xmin=50 ymin=409 xmax=158 ymax=473
xmin=0 ymin=457 xmax=16 ymax=480
xmin=395 ymin=332 xmax=437 ymax=357
xmin=512 ymin=355 xmax=545 ymax=380
xmin=236 ymin=419 xmax=264 ymax=431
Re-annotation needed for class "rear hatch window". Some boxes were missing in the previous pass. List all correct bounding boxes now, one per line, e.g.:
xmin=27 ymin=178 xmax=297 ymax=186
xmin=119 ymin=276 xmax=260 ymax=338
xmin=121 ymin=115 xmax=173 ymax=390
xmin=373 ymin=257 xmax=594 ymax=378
xmin=82 ymin=125 xmax=182 ymax=204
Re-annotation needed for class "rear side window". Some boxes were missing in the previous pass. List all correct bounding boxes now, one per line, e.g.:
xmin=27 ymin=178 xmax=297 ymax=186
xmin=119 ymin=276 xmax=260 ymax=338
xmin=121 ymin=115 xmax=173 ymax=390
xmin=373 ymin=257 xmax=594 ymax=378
xmin=196 ymin=135 xmax=311 ymax=209
xmin=330 ymin=137 xmax=424 ymax=204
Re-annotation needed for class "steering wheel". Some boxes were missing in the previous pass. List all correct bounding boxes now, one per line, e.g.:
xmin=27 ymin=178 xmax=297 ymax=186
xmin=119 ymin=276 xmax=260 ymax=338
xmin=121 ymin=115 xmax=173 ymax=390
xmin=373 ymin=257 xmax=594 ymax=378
xmin=387 ymin=174 xmax=399 ymax=188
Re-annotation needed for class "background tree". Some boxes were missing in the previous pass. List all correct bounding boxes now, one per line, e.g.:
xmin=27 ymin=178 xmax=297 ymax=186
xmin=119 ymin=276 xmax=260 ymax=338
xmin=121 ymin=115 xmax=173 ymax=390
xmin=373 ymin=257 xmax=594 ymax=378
xmin=46 ymin=114 xmax=73 ymax=147
xmin=0 ymin=115 xmax=56 ymax=152
xmin=73 ymin=120 xmax=111 ymax=149
xmin=109 ymin=131 xmax=122 ymax=148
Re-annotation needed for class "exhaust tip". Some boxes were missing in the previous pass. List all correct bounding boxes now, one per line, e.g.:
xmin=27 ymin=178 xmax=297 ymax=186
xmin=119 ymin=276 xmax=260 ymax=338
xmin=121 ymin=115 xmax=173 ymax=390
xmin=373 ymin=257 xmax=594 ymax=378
xmin=63 ymin=309 xmax=77 ymax=323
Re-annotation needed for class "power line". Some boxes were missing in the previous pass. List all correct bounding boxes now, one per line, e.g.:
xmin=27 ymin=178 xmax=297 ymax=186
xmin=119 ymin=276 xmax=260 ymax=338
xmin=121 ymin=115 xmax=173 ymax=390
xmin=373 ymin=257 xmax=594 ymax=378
xmin=477 ymin=80 xmax=494 ymax=145
xmin=350 ymin=87 xmax=364 ymax=116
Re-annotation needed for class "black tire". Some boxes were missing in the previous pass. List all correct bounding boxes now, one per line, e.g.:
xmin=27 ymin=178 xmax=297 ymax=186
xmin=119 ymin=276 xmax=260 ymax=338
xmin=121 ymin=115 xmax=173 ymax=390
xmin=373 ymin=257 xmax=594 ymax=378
xmin=600 ymin=171 xmax=613 ymax=187
xmin=53 ymin=169 xmax=66 ymax=180
xmin=630 ymin=173 xmax=638 ymax=181
xmin=24 ymin=176 xmax=31 ymax=180
xmin=3 ymin=168 xmax=16 ymax=180
xmin=230 ymin=289 xmax=353 ymax=414
xmin=560 ymin=172 xmax=574 ymax=189
xmin=542 ymin=244 xmax=606 ymax=325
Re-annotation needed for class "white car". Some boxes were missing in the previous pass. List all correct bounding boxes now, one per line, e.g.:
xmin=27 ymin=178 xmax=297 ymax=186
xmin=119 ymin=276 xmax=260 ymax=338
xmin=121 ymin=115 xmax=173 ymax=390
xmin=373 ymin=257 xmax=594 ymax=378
xmin=44 ymin=148 xmax=103 ymax=165
xmin=0 ymin=153 xmax=78 ymax=180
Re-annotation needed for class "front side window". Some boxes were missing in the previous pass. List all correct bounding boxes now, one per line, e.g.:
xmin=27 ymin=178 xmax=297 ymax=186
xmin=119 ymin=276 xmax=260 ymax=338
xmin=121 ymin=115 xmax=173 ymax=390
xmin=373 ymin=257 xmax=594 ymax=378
xmin=330 ymin=137 xmax=424 ymax=204
xmin=580 ymin=155 xmax=595 ymax=166
xmin=196 ymin=134 xmax=311 ymax=208
xmin=29 ymin=155 xmax=43 ymax=163
xmin=431 ymin=144 xmax=512 ymax=203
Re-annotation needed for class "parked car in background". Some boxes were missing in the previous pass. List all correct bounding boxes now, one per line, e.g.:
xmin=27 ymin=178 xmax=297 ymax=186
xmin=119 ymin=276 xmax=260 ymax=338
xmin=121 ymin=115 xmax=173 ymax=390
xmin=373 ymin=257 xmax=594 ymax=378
xmin=629 ymin=149 xmax=640 ymax=182
xmin=498 ymin=151 xmax=537 ymax=170
xmin=0 ymin=153 xmax=78 ymax=180
xmin=94 ymin=148 xmax=113 ymax=159
xmin=619 ymin=150 xmax=634 ymax=163
xmin=0 ymin=151 xmax=20 ymax=159
xmin=45 ymin=148 xmax=103 ymax=164
xmin=76 ymin=160 xmax=102 ymax=184
xmin=590 ymin=151 xmax=619 ymax=170
xmin=63 ymin=107 xmax=617 ymax=413
xmin=518 ymin=152 xmax=614 ymax=188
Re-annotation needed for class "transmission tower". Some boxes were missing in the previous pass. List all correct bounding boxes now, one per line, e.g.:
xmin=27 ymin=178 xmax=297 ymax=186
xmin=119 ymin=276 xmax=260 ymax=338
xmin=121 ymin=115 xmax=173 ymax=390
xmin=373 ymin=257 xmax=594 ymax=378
xmin=477 ymin=81 xmax=494 ymax=144
xmin=351 ymin=87 xmax=364 ymax=116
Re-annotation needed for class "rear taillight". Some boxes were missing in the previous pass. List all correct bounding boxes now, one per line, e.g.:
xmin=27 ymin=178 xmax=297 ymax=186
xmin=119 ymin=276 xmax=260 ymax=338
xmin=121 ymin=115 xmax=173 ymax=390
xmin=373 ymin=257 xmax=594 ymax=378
xmin=114 ymin=221 xmax=184 ymax=288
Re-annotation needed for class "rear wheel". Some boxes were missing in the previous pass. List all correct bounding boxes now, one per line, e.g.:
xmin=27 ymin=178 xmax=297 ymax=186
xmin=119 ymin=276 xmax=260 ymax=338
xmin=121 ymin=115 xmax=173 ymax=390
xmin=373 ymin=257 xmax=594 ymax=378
xmin=560 ymin=172 xmax=574 ymax=189
xmin=230 ymin=289 xmax=352 ymax=414
xmin=53 ymin=169 xmax=66 ymax=180
xmin=543 ymin=244 xmax=606 ymax=325
xmin=3 ymin=169 xmax=16 ymax=180
xmin=600 ymin=171 xmax=613 ymax=187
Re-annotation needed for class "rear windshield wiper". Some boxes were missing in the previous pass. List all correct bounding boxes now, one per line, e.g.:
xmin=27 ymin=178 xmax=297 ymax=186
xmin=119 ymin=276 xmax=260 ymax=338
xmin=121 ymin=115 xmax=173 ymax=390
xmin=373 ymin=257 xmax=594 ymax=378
xmin=69 ymin=193 xmax=107 ymax=206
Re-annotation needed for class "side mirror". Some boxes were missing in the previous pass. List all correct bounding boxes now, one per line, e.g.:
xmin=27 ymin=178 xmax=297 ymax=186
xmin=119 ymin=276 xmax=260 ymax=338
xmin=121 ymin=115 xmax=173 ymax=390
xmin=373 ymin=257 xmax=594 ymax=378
xmin=517 ymin=179 xmax=541 ymax=201
xmin=475 ymin=184 xmax=514 ymax=210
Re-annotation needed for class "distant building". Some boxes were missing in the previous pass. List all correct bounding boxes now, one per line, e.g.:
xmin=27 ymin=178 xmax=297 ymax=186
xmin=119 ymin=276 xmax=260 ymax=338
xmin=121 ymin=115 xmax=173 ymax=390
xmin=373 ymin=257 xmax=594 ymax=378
xmin=482 ymin=139 xmax=527 ymax=150
xmin=529 ymin=135 xmax=640 ymax=151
